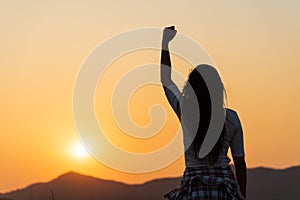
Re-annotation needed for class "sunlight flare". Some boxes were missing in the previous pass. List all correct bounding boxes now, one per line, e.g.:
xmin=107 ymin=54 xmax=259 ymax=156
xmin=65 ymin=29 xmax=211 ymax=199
xmin=71 ymin=142 xmax=89 ymax=159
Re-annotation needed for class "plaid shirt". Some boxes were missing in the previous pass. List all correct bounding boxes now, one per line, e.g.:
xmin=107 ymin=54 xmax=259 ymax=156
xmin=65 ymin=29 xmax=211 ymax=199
xmin=164 ymin=166 xmax=245 ymax=200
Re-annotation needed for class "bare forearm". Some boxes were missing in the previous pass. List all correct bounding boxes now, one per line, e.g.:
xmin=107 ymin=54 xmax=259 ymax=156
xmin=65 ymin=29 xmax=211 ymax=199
xmin=233 ymin=156 xmax=247 ymax=198
xmin=160 ymin=44 xmax=173 ymax=86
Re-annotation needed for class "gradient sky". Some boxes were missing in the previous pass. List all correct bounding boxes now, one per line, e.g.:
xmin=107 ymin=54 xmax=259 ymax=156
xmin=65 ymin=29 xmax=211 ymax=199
xmin=1 ymin=0 xmax=300 ymax=193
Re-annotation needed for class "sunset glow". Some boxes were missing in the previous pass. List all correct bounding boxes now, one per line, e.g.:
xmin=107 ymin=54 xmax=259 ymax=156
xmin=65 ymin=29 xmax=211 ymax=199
xmin=0 ymin=0 xmax=299 ymax=194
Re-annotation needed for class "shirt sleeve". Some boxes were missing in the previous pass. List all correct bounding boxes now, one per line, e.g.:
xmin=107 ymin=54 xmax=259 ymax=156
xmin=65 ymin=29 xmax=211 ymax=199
xmin=230 ymin=112 xmax=245 ymax=157
xmin=163 ymin=84 xmax=183 ymax=120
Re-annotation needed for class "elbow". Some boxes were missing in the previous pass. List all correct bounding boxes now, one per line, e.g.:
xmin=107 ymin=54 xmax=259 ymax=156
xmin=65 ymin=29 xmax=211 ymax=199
xmin=233 ymin=157 xmax=247 ymax=180
xmin=233 ymin=156 xmax=246 ymax=166
xmin=161 ymin=79 xmax=174 ymax=88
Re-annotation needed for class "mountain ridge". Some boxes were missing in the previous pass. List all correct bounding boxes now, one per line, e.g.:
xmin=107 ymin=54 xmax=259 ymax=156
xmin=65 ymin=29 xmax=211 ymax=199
xmin=1 ymin=166 xmax=300 ymax=200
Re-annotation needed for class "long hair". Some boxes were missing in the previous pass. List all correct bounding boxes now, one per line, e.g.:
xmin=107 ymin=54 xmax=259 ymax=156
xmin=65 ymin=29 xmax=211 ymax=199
xmin=182 ymin=64 xmax=226 ymax=165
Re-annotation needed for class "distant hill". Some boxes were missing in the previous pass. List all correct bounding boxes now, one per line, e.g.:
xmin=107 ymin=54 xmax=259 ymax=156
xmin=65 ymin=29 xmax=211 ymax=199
xmin=0 ymin=172 xmax=179 ymax=200
xmin=1 ymin=166 xmax=299 ymax=200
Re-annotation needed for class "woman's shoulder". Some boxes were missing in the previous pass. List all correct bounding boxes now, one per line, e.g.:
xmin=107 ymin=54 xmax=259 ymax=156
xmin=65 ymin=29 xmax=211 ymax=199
xmin=226 ymin=108 xmax=237 ymax=115
xmin=225 ymin=108 xmax=241 ymax=125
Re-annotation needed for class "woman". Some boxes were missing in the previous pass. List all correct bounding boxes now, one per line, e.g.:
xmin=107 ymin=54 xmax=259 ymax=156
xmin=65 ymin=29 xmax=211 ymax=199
xmin=161 ymin=26 xmax=247 ymax=200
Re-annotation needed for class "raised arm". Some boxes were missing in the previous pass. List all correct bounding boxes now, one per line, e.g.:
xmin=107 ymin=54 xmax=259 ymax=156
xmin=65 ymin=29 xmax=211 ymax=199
xmin=160 ymin=26 xmax=177 ymax=87
xmin=160 ymin=26 xmax=182 ymax=119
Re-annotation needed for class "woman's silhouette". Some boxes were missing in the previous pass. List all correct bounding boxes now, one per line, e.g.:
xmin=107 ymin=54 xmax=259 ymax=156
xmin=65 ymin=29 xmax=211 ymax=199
xmin=161 ymin=26 xmax=247 ymax=199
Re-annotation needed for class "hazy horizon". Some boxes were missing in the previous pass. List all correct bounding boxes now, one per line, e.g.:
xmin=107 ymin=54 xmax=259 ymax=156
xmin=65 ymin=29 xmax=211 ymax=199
xmin=2 ymin=164 xmax=300 ymax=194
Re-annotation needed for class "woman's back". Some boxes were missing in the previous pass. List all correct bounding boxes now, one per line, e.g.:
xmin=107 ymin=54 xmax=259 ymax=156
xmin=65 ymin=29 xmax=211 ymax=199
xmin=163 ymin=84 xmax=245 ymax=167
xmin=184 ymin=108 xmax=245 ymax=167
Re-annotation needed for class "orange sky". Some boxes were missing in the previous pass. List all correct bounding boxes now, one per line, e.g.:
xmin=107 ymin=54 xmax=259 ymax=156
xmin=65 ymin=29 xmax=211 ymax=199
xmin=1 ymin=0 xmax=300 ymax=193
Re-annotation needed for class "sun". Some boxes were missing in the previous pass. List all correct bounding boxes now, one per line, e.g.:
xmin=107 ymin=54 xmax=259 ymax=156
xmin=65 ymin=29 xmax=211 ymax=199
xmin=71 ymin=142 xmax=90 ymax=159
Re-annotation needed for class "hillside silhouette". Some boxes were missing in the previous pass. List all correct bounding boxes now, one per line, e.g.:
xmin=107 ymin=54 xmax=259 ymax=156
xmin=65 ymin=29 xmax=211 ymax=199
xmin=1 ymin=166 xmax=299 ymax=200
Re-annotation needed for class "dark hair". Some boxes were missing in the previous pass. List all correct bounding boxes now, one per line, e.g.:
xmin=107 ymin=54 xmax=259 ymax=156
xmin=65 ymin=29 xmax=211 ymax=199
xmin=182 ymin=64 xmax=226 ymax=165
